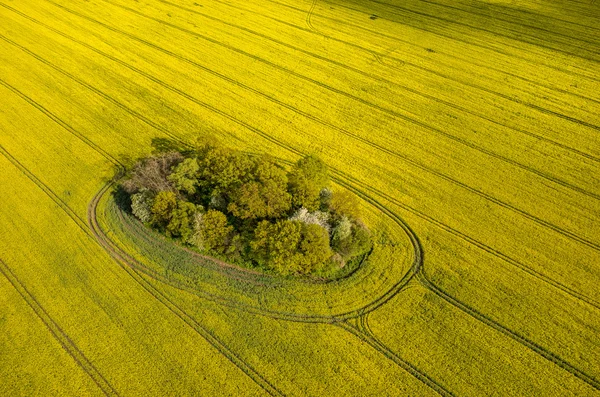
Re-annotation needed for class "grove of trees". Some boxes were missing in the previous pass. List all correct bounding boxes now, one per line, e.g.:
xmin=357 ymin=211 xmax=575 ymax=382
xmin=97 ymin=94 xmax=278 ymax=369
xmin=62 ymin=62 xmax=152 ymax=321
xmin=121 ymin=145 xmax=371 ymax=277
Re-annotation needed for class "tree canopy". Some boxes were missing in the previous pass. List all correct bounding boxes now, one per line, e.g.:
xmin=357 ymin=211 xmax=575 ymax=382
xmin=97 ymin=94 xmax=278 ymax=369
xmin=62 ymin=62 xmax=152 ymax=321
xmin=121 ymin=145 xmax=371 ymax=278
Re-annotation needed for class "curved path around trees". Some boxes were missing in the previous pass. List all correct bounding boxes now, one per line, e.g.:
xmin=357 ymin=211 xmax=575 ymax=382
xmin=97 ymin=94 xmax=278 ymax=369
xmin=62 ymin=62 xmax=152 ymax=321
xmin=90 ymin=174 xmax=421 ymax=323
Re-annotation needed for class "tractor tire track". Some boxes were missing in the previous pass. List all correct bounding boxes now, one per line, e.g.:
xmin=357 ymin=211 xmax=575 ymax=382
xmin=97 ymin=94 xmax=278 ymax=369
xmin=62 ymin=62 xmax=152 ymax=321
xmin=88 ymin=184 xmax=285 ymax=397
xmin=41 ymin=0 xmax=600 ymax=202
xmin=415 ymin=270 xmax=600 ymax=391
xmin=194 ymin=0 xmax=600 ymax=106
xmin=0 ymin=142 xmax=93 ymax=236
xmin=451 ymin=0 xmax=600 ymax=33
xmin=0 ymin=258 xmax=120 ymax=397
xmin=0 ymin=77 xmax=419 ymax=323
xmin=0 ymin=76 xmax=428 ymax=395
xmin=0 ymin=101 xmax=283 ymax=397
xmin=375 ymin=0 xmax=600 ymax=49
xmin=4 ymin=5 xmax=600 ymax=255
xmin=3 ymin=38 xmax=598 ymax=317
xmin=99 ymin=0 xmax=600 ymax=140
xmin=94 ymin=157 xmax=423 ymax=322
xmin=2 ymin=3 xmax=594 ymax=392
xmin=4 ymin=27 xmax=598 ymax=312
xmin=335 ymin=0 xmax=600 ymax=63
xmin=3 ymin=37 xmax=599 ymax=391
xmin=305 ymin=0 xmax=318 ymax=33
xmin=330 ymin=166 xmax=600 ymax=311
xmin=151 ymin=0 xmax=600 ymax=149
xmin=0 ymin=34 xmax=188 ymax=150
xmin=4 ymin=76 xmax=598 ymax=396
xmin=262 ymin=0 xmax=600 ymax=83
xmin=414 ymin=0 xmax=600 ymax=46
xmin=97 ymin=187 xmax=440 ymax=395
xmin=336 ymin=316 xmax=454 ymax=397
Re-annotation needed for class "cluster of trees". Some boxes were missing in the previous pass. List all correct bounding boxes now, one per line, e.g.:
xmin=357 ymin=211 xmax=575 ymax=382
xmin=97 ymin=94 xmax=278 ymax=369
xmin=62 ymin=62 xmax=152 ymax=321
xmin=122 ymin=145 xmax=371 ymax=277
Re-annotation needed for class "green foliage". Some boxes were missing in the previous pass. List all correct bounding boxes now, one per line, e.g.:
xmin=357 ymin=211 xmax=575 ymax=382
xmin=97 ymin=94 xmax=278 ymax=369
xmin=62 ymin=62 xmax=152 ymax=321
xmin=125 ymin=147 xmax=369 ymax=278
xmin=197 ymin=147 xmax=254 ymax=193
xmin=130 ymin=189 xmax=154 ymax=223
xmin=197 ymin=209 xmax=234 ymax=255
xmin=251 ymin=220 xmax=304 ymax=275
xmin=333 ymin=220 xmax=372 ymax=260
xmin=298 ymin=223 xmax=332 ymax=274
xmin=251 ymin=220 xmax=331 ymax=275
xmin=330 ymin=189 xmax=362 ymax=220
xmin=168 ymin=158 xmax=199 ymax=195
xmin=288 ymin=154 xmax=329 ymax=211
xmin=228 ymin=156 xmax=291 ymax=219
xmin=166 ymin=200 xmax=198 ymax=241
xmin=319 ymin=187 xmax=333 ymax=211
xmin=151 ymin=191 xmax=177 ymax=229
xmin=294 ymin=154 xmax=329 ymax=186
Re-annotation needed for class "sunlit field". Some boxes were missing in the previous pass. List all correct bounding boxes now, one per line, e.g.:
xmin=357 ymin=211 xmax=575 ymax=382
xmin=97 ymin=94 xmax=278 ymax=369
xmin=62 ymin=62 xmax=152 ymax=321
xmin=1 ymin=0 xmax=599 ymax=395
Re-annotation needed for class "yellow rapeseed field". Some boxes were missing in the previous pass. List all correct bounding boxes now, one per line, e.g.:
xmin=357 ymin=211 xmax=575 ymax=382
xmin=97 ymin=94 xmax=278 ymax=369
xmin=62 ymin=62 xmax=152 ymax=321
xmin=1 ymin=0 xmax=599 ymax=395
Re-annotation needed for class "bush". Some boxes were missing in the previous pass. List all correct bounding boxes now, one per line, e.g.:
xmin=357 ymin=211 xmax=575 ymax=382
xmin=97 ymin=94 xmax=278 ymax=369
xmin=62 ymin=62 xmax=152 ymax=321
xmin=330 ymin=189 xmax=362 ymax=220
xmin=289 ymin=207 xmax=330 ymax=233
xmin=122 ymin=152 xmax=183 ymax=194
xmin=151 ymin=191 xmax=177 ymax=230
xmin=166 ymin=201 xmax=198 ymax=241
xmin=130 ymin=189 xmax=154 ymax=223
xmin=228 ymin=156 xmax=292 ymax=220
xmin=333 ymin=220 xmax=371 ymax=260
xmin=250 ymin=220 xmax=331 ymax=275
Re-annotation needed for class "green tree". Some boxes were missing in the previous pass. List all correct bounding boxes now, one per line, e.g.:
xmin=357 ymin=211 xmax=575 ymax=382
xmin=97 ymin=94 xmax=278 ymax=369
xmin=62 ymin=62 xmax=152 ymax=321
xmin=332 ymin=220 xmax=371 ymax=259
xmin=288 ymin=154 xmax=329 ymax=211
xmin=197 ymin=147 xmax=254 ymax=193
xmin=197 ymin=209 xmax=233 ymax=254
xmin=298 ymin=223 xmax=332 ymax=274
xmin=251 ymin=220 xmax=331 ymax=275
xmin=330 ymin=189 xmax=361 ymax=220
xmin=151 ymin=191 xmax=177 ymax=229
xmin=168 ymin=157 xmax=200 ymax=195
xmin=166 ymin=200 xmax=198 ymax=241
xmin=228 ymin=156 xmax=291 ymax=220
xmin=250 ymin=220 xmax=304 ymax=275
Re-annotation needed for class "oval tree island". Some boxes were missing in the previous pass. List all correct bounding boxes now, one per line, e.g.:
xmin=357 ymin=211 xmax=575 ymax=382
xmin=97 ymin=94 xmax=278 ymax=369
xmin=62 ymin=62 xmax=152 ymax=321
xmin=119 ymin=145 xmax=372 ymax=279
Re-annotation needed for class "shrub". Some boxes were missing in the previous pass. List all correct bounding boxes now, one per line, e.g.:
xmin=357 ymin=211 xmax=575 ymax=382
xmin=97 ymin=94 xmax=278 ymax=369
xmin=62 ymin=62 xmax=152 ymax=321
xmin=333 ymin=220 xmax=372 ymax=260
xmin=298 ymin=223 xmax=332 ymax=274
xmin=250 ymin=220 xmax=331 ymax=275
xmin=289 ymin=207 xmax=330 ymax=233
xmin=332 ymin=216 xmax=352 ymax=243
xmin=228 ymin=156 xmax=292 ymax=220
xmin=166 ymin=201 xmax=198 ymax=241
xmin=151 ymin=191 xmax=177 ymax=230
xmin=122 ymin=152 xmax=183 ymax=194
xmin=251 ymin=220 xmax=303 ymax=275
xmin=130 ymin=189 xmax=154 ymax=223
